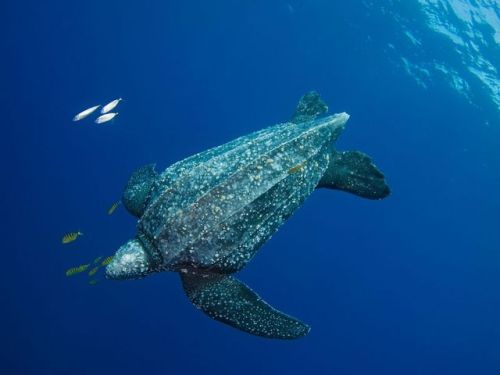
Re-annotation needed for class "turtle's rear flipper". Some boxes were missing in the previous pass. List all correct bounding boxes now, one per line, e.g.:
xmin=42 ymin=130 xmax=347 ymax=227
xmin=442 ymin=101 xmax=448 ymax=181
xmin=180 ymin=273 xmax=310 ymax=339
xmin=318 ymin=150 xmax=390 ymax=200
xmin=291 ymin=91 xmax=329 ymax=124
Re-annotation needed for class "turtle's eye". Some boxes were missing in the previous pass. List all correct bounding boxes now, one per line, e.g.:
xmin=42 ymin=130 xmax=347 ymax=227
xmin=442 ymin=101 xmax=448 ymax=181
xmin=105 ymin=239 xmax=152 ymax=280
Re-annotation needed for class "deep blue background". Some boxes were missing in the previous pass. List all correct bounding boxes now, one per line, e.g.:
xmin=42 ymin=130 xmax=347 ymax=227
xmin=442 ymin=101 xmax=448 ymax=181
xmin=3 ymin=1 xmax=499 ymax=374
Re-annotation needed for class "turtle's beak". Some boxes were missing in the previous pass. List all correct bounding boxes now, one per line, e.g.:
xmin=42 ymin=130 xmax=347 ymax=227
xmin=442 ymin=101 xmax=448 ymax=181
xmin=105 ymin=239 xmax=153 ymax=280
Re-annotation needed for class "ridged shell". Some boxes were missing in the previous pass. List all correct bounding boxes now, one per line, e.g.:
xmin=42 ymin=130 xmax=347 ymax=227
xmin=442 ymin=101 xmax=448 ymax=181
xmin=138 ymin=113 xmax=348 ymax=271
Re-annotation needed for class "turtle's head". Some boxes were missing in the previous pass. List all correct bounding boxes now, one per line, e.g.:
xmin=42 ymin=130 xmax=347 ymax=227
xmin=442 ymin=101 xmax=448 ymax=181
xmin=122 ymin=164 xmax=158 ymax=218
xmin=105 ymin=239 xmax=153 ymax=280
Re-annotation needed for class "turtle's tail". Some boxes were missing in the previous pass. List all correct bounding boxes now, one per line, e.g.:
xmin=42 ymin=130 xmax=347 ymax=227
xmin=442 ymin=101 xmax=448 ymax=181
xmin=317 ymin=150 xmax=390 ymax=200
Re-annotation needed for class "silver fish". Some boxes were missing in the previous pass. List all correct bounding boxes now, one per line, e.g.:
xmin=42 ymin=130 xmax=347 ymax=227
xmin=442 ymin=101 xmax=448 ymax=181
xmin=95 ymin=112 xmax=118 ymax=124
xmin=101 ymin=98 xmax=122 ymax=114
xmin=73 ymin=105 xmax=100 ymax=121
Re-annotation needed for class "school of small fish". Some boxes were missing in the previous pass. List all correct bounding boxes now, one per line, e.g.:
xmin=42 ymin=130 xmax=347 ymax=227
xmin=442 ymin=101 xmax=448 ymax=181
xmin=72 ymin=98 xmax=122 ymax=125
xmin=65 ymin=256 xmax=113 ymax=283
xmin=65 ymin=98 xmax=124 ymax=285
xmin=61 ymin=199 xmax=118 ymax=285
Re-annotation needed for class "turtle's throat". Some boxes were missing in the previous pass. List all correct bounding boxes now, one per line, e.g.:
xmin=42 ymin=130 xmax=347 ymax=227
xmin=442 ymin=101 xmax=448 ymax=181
xmin=136 ymin=232 xmax=164 ymax=270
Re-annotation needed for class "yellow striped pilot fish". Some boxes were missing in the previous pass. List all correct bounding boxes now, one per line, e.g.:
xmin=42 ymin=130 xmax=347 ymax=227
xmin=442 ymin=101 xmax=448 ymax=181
xmin=65 ymin=264 xmax=90 ymax=277
xmin=61 ymin=231 xmax=83 ymax=244
xmin=88 ymin=266 xmax=100 ymax=277
xmin=101 ymin=256 xmax=114 ymax=266
xmin=107 ymin=201 xmax=121 ymax=215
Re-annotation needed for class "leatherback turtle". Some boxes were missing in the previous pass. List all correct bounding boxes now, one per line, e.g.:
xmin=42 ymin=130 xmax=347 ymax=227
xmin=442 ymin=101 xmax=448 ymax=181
xmin=106 ymin=92 xmax=390 ymax=339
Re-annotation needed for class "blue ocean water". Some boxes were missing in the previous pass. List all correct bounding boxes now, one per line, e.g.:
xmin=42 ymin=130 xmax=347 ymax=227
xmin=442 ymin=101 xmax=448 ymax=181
xmin=3 ymin=1 xmax=499 ymax=374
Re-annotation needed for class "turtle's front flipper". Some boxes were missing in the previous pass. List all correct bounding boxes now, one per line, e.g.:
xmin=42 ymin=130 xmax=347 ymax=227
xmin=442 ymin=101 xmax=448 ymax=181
xmin=180 ymin=273 xmax=310 ymax=339
xmin=318 ymin=150 xmax=390 ymax=200
xmin=122 ymin=164 xmax=158 ymax=217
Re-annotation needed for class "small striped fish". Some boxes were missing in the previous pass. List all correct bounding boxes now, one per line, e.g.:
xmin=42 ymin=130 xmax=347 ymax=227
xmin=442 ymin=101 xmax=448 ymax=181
xmin=101 ymin=256 xmax=114 ymax=266
xmin=61 ymin=231 xmax=83 ymax=244
xmin=88 ymin=266 xmax=99 ymax=277
xmin=65 ymin=264 xmax=90 ymax=277
xmin=107 ymin=201 xmax=121 ymax=215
